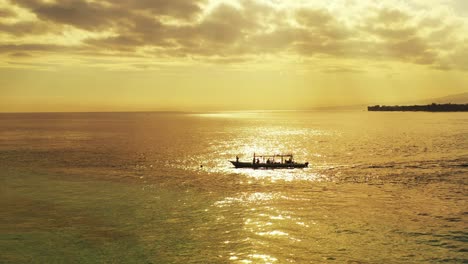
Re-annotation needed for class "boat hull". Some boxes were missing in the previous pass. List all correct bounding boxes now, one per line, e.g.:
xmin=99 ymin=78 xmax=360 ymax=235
xmin=230 ymin=161 xmax=308 ymax=169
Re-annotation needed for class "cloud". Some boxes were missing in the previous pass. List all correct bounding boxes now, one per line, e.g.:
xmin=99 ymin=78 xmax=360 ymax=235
xmin=358 ymin=8 xmax=438 ymax=65
xmin=12 ymin=0 xmax=125 ymax=30
xmin=0 ymin=20 xmax=54 ymax=36
xmin=373 ymin=8 xmax=411 ymax=25
xmin=11 ymin=0 xmax=206 ymax=30
xmin=8 ymin=51 xmax=31 ymax=57
xmin=0 ymin=43 xmax=78 ymax=54
xmin=106 ymin=0 xmax=207 ymax=19
xmin=2 ymin=0 xmax=468 ymax=71
xmin=435 ymin=43 xmax=468 ymax=70
xmin=322 ymin=66 xmax=365 ymax=74
xmin=0 ymin=7 xmax=17 ymax=17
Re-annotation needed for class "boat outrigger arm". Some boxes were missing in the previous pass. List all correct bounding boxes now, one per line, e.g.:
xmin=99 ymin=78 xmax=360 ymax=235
xmin=230 ymin=153 xmax=309 ymax=169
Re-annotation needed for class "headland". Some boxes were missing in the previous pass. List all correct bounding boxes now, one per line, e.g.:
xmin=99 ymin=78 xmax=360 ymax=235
xmin=368 ymin=103 xmax=468 ymax=112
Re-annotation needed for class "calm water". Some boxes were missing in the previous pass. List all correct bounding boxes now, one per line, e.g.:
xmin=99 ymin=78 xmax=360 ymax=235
xmin=0 ymin=111 xmax=467 ymax=263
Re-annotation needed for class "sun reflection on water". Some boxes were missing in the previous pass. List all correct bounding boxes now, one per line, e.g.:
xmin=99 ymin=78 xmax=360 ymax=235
xmin=234 ymin=168 xmax=324 ymax=182
xmin=247 ymin=254 xmax=278 ymax=263
xmin=169 ymin=111 xmax=339 ymax=183
xmin=213 ymin=192 xmax=306 ymax=263
xmin=190 ymin=111 xmax=278 ymax=119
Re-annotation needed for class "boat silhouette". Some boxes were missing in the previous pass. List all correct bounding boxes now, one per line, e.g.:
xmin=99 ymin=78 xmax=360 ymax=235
xmin=230 ymin=153 xmax=308 ymax=169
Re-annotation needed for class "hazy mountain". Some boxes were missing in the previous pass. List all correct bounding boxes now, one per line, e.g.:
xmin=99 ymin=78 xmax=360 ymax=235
xmin=421 ymin=92 xmax=468 ymax=104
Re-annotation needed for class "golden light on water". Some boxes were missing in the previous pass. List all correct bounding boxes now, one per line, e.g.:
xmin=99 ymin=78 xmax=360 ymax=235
xmin=189 ymin=112 xmax=333 ymax=182
xmin=1 ymin=109 xmax=467 ymax=262
xmin=214 ymin=192 xmax=303 ymax=263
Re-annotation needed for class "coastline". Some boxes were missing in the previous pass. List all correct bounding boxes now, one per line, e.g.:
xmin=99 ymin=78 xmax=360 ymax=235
xmin=368 ymin=103 xmax=468 ymax=112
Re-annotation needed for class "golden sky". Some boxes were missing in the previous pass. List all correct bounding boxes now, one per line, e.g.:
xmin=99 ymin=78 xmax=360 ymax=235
xmin=0 ymin=0 xmax=467 ymax=112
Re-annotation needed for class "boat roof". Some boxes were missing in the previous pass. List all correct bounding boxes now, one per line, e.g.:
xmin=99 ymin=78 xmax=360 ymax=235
xmin=253 ymin=153 xmax=294 ymax=158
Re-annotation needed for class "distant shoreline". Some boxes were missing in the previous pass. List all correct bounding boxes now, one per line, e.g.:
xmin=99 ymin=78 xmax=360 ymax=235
xmin=368 ymin=103 xmax=468 ymax=112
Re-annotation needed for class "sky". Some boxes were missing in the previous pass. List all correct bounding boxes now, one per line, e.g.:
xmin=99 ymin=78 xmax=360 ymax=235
xmin=0 ymin=0 xmax=467 ymax=112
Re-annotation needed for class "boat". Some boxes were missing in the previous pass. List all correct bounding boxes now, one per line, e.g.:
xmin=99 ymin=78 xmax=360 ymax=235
xmin=230 ymin=153 xmax=309 ymax=169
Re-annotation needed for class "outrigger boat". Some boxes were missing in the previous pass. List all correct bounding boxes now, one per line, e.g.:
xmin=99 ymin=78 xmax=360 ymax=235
xmin=230 ymin=153 xmax=309 ymax=169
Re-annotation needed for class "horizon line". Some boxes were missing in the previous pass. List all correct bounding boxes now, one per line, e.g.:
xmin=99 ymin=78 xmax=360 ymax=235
xmin=0 ymin=106 xmax=367 ymax=115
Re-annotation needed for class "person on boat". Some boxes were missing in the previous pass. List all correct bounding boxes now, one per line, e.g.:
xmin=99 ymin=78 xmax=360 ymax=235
xmin=256 ymin=158 xmax=260 ymax=164
xmin=267 ymin=158 xmax=270 ymax=164
xmin=236 ymin=156 xmax=239 ymax=162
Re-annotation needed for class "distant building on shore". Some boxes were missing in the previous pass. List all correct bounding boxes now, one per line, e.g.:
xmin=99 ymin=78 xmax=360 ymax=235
xmin=368 ymin=103 xmax=468 ymax=112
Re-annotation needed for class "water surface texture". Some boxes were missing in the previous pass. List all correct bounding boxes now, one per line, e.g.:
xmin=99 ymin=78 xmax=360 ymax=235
xmin=1 ymin=111 xmax=467 ymax=263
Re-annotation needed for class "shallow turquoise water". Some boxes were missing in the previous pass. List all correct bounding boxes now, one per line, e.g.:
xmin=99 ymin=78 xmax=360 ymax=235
xmin=0 ymin=111 xmax=467 ymax=263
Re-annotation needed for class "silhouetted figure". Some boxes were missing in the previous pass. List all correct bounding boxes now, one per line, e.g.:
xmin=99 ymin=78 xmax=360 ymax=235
xmin=236 ymin=156 xmax=239 ymax=162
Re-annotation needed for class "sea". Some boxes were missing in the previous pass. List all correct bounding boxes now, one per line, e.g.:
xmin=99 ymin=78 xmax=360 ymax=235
xmin=0 ymin=110 xmax=467 ymax=263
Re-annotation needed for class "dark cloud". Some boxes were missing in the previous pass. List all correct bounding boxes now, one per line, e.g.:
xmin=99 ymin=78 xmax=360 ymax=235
xmin=0 ymin=7 xmax=17 ymax=17
xmin=84 ymin=4 xmax=255 ymax=56
xmin=0 ymin=43 xmax=78 ymax=54
xmin=85 ymin=35 xmax=144 ymax=52
xmin=296 ymin=8 xmax=351 ymax=39
xmin=9 ymin=52 xmax=31 ymax=57
xmin=373 ymin=8 xmax=410 ymax=25
xmin=254 ymin=8 xmax=350 ymax=57
xmin=0 ymin=21 xmax=53 ymax=36
xmin=7 ymin=61 xmax=58 ymax=67
xmin=358 ymin=8 xmax=438 ymax=66
xmin=295 ymin=8 xmax=334 ymax=26
xmin=12 ymin=0 xmax=123 ymax=30
xmin=388 ymin=37 xmax=436 ymax=64
xmin=102 ymin=0 xmax=206 ymax=19
xmin=11 ymin=0 xmax=206 ymax=30
xmin=363 ymin=8 xmax=418 ymax=41
xmin=194 ymin=4 xmax=248 ymax=43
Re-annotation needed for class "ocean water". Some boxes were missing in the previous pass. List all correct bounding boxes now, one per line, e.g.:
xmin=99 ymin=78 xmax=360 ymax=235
xmin=0 ymin=111 xmax=467 ymax=263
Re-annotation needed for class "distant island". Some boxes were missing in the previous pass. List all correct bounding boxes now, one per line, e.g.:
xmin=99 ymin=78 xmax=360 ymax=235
xmin=368 ymin=103 xmax=468 ymax=112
